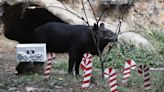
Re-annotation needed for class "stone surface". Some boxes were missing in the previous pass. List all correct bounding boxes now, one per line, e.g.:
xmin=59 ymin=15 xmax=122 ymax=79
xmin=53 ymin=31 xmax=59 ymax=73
xmin=118 ymin=32 xmax=154 ymax=50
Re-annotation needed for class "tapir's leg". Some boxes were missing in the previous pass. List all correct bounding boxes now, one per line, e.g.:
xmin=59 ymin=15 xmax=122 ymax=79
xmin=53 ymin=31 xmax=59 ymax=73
xmin=75 ymin=54 xmax=83 ymax=75
xmin=68 ymin=58 xmax=74 ymax=75
xmin=68 ymin=51 xmax=76 ymax=75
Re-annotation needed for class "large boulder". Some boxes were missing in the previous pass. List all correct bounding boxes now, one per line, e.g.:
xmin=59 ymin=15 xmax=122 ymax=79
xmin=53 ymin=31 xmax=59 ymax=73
xmin=118 ymin=32 xmax=154 ymax=51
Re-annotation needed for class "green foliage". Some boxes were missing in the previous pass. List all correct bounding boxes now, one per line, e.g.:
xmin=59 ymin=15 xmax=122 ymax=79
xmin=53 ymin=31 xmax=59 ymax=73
xmin=145 ymin=31 xmax=164 ymax=55
xmin=151 ymin=31 xmax=164 ymax=43
xmin=0 ymin=74 xmax=43 ymax=89
xmin=52 ymin=60 xmax=68 ymax=71
xmin=151 ymin=31 xmax=164 ymax=55
xmin=93 ymin=42 xmax=161 ymax=69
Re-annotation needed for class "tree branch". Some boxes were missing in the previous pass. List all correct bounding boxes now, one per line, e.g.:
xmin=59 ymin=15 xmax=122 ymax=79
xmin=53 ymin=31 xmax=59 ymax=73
xmin=47 ymin=3 xmax=88 ymax=25
xmin=81 ymin=0 xmax=89 ymax=26
xmin=87 ymin=0 xmax=98 ymax=24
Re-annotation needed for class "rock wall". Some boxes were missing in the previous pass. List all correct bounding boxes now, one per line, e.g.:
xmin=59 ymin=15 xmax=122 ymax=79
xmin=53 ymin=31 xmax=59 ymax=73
xmin=127 ymin=0 xmax=164 ymax=32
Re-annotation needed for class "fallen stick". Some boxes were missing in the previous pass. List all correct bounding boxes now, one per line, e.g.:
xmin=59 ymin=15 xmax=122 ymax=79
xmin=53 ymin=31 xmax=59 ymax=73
xmin=150 ymin=68 xmax=164 ymax=71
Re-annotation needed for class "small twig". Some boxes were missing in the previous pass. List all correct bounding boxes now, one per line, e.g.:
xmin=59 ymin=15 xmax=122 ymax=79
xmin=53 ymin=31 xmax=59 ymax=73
xmin=97 ymin=7 xmax=108 ymax=23
xmin=47 ymin=4 xmax=88 ymax=25
xmin=103 ymin=22 xmax=121 ymax=62
xmin=81 ymin=0 xmax=89 ymax=26
xmin=119 ymin=31 xmax=137 ymax=34
xmin=97 ymin=0 xmax=112 ymax=23
xmin=87 ymin=0 xmax=97 ymax=24
xmin=61 ymin=2 xmax=88 ymax=23
xmin=150 ymin=68 xmax=164 ymax=71
xmin=90 ymin=24 xmax=105 ymax=78
xmin=86 ymin=0 xmax=105 ymax=78
xmin=120 ymin=0 xmax=134 ymax=20
xmin=103 ymin=0 xmax=133 ymax=64
xmin=116 ymin=19 xmax=122 ymax=37
xmin=115 ymin=0 xmax=133 ymax=38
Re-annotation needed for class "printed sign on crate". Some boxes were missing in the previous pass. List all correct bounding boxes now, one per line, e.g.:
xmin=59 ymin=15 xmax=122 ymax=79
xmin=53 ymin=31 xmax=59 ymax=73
xmin=16 ymin=44 xmax=47 ymax=62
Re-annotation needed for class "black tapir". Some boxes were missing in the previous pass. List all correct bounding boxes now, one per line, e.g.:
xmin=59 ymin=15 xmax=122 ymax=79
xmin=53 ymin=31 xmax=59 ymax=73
xmin=33 ymin=22 xmax=117 ymax=75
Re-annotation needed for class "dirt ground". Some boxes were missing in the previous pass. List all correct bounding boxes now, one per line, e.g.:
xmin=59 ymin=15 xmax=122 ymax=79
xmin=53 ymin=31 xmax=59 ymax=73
xmin=0 ymin=52 xmax=164 ymax=92
xmin=0 ymin=48 xmax=108 ymax=92
xmin=0 ymin=53 xmax=102 ymax=92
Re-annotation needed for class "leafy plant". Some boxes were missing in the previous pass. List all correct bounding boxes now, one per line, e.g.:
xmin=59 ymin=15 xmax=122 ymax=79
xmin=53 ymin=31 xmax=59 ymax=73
xmin=52 ymin=60 xmax=68 ymax=71
xmin=145 ymin=31 xmax=164 ymax=56
xmin=93 ymin=42 xmax=161 ymax=69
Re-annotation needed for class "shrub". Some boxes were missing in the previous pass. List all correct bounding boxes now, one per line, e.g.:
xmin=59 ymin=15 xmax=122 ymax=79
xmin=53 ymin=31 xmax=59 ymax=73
xmin=93 ymin=42 xmax=161 ymax=69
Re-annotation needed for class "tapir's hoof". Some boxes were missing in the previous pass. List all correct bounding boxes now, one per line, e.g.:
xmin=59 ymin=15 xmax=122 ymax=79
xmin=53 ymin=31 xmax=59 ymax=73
xmin=76 ymin=74 xmax=83 ymax=81
xmin=68 ymin=71 xmax=74 ymax=76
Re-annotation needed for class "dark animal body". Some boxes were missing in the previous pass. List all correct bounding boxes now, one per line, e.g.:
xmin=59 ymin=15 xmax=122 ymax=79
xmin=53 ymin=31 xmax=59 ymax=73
xmin=1 ymin=2 xmax=117 ymax=75
xmin=33 ymin=22 xmax=116 ymax=75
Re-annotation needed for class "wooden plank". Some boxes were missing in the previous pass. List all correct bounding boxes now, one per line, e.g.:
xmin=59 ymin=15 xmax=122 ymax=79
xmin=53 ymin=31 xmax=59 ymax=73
xmin=150 ymin=68 xmax=164 ymax=71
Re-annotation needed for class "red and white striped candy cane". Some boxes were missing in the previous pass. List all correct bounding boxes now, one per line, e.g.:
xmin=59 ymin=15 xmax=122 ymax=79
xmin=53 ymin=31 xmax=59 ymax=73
xmin=127 ymin=59 xmax=136 ymax=69
xmin=104 ymin=68 xmax=118 ymax=92
xmin=80 ymin=52 xmax=92 ymax=71
xmin=44 ymin=52 xmax=56 ymax=80
xmin=138 ymin=65 xmax=143 ymax=74
xmin=80 ymin=53 xmax=92 ymax=88
xmin=47 ymin=52 xmax=56 ymax=60
xmin=122 ymin=59 xmax=136 ymax=84
xmin=138 ymin=64 xmax=151 ymax=90
xmin=143 ymin=65 xmax=151 ymax=90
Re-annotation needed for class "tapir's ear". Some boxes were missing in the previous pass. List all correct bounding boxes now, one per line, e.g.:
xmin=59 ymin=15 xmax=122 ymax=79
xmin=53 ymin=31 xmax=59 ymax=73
xmin=100 ymin=23 xmax=105 ymax=28
xmin=92 ymin=23 xmax=98 ymax=31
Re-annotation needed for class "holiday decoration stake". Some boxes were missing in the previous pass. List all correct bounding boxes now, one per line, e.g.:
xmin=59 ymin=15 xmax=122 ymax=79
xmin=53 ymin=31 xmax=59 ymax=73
xmin=104 ymin=68 xmax=118 ymax=92
xmin=80 ymin=53 xmax=92 ymax=88
xmin=122 ymin=59 xmax=136 ymax=84
xmin=138 ymin=64 xmax=151 ymax=90
xmin=44 ymin=52 xmax=56 ymax=80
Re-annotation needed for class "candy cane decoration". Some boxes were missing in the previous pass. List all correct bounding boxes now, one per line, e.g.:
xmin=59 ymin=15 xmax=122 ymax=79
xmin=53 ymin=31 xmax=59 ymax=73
xmin=138 ymin=65 xmax=143 ymax=74
xmin=138 ymin=65 xmax=151 ymax=90
xmin=104 ymin=68 xmax=118 ymax=92
xmin=44 ymin=52 xmax=56 ymax=80
xmin=80 ymin=53 xmax=92 ymax=88
xmin=122 ymin=59 xmax=136 ymax=84
xmin=47 ymin=52 xmax=56 ymax=61
xmin=127 ymin=59 xmax=136 ymax=69
xmin=143 ymin=65 xmax=151 ymax=90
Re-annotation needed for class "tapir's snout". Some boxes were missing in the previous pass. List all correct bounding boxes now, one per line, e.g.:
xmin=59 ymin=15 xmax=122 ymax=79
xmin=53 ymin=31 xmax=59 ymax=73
xmin=106 ymin=32 xmax=118 ymax=42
